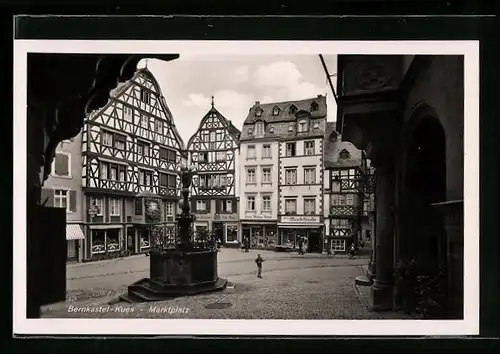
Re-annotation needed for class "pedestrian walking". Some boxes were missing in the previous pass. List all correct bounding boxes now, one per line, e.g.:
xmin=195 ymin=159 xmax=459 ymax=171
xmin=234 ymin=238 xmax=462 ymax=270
xmin=298 ymin=239 xmax=304 ymax=255
xmin=255 ymin=253 xmax=265 ymax=278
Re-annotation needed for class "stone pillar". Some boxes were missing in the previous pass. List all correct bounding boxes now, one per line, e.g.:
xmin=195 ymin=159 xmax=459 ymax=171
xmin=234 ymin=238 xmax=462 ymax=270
xmin=370 ymin=161 xmax=395 ymax=311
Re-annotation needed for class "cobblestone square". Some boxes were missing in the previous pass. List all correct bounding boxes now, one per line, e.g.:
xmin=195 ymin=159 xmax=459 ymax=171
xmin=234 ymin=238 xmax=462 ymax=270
xmin=42 ymin=249 xmax=410 ymax=320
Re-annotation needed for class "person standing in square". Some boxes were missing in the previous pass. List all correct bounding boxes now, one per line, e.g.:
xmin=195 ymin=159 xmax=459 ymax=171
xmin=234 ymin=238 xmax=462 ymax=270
xmin=255 ymin=254 xmax=264 ymax=278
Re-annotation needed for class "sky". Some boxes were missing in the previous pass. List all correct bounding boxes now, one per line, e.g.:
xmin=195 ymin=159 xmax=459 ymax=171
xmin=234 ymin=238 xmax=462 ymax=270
xmin=137 ymin=55 xmax=338 ymax=143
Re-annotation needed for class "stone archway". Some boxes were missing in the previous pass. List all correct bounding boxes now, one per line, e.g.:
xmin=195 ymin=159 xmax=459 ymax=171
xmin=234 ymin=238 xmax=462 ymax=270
xmin=400 ymin=111 xmax=447 ymax=266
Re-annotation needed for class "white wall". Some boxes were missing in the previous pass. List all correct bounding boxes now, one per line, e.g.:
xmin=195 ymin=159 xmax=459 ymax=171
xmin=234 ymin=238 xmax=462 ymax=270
xmin=239 ymin=140 xmax=279 ymax=221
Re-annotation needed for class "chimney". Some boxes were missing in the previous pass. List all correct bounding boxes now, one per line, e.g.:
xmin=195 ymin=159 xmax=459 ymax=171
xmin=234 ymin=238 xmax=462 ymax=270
xmin=255 ymin=101 xmax=260 ymax=105
xmin=317 ymin=94 xmax=322 ymax=98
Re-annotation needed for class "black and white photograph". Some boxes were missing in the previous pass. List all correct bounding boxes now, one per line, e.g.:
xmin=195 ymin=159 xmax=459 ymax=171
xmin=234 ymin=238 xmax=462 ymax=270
xmin=13 ymin=40 xmax=479 ymax=336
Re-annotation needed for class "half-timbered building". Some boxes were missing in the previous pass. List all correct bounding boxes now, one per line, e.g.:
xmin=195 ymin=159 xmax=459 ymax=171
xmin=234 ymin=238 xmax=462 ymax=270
xmin=323 ymin=123 xmax=367 ymax=253
xmin=81 ymin=68 xmax=185 ymax=261
xmin=186 ymin=99 xmax=241 ymax=247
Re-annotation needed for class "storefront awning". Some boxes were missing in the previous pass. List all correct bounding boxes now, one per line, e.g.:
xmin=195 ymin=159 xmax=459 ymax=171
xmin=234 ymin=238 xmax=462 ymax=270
xmin=278 ymin=224 xmax=323 ymax=229
xmin=66 ymin=224 xmax=85 ymax=240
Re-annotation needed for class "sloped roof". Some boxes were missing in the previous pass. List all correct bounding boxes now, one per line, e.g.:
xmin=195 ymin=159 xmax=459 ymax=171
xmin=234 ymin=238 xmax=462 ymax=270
xmin=186 ymin=106 xmax=241 ymax=149
xmin=323 ymin=122 xmax=363 ymax=168
xmin=243 ymin=95 xmax=327 ymax=125
xmin=86 ymin=67 xmax=186 ymax=150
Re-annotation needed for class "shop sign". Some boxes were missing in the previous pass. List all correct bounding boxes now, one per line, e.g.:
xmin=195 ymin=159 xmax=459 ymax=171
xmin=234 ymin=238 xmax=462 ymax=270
xmin=213 ymin=213 xmax=238 ymax=221
xmin=280 ymin=216 xmax=320 ymax=224
xmin=195 ymin=214 xmax=212 ymax=221
xmin=244 ymin=214 xmax=274 ymax=220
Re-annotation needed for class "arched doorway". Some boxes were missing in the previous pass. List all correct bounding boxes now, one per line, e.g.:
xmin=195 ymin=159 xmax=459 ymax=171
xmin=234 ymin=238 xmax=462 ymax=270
xmin=401 ymin=114 xmax=447 ymax=265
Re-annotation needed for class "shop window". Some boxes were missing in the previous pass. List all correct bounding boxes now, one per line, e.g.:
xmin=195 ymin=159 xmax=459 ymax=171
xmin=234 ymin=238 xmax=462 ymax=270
xmin=91 ymin=230 xmax=106 ymax=254
xmin=106 ymin=229 xmax=120 ymax=252
xmin=331 ymin=239 xmax=346 ymax=252
xmin=226 ymin=224 xmax=238 ymax=243
xmin=140 ymin=229 xmax=150 ymax=249
xmin=281 ymin=230 xmax=295 ymax=247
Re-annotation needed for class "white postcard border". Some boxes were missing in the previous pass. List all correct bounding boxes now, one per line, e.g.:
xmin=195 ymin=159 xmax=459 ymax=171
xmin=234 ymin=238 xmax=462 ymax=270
xmin=13 ymin=40 xmax=480 ymax=336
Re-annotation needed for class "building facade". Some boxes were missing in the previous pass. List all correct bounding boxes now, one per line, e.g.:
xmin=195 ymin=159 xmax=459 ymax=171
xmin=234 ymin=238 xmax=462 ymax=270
xmin=81 ymin=68 xmax=185 ymax=261
xmin=239 ymin=102 xmax=281 ymax=249
xmin=277 ymin=96 xmax=327 ymax=253
xmin=187 ymin=101 xmax=241 ymax=247
xmin=337 ymin=55 xmax=464 ymax=316
xmin=323 ymin=123 xmax=366 ymax=253
xmin=41 ymin=137 xmax=86 ymax=263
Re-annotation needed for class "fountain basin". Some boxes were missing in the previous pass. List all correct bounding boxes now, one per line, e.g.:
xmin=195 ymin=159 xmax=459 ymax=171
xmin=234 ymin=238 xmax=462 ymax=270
xmin=120 ymin=249 xmax=227 ymax=302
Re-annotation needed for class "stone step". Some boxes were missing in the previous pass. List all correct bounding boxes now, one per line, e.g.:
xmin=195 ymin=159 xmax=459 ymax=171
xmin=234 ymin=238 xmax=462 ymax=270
xmin=355 ymin=275 xmax=373 ymax=286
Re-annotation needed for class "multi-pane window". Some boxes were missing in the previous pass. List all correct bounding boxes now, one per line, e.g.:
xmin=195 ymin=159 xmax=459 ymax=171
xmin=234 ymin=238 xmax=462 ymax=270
xmin=110 ymin=165 xmax=117 ymax=180
xmin=140 ymin=114 xmax=149 ymax=128
xmin=246 ymin=168 xmax=256 ymax=183
xmin=285 ymin=199 xmax=297 ymax=214
xmin=286 ymin=142 xmax=296 ymax=157
xmin=123 ymin=105 xmax=134 ymax=122
xmin=137 ymin=141 xmax=150 ymax=156
xmin=262 ymin=195 xmax=271 ymax=212
xmin=298 ymin=120 xmax=308 ymax=133
xmin=165 ymin=202 xmax=174 ymax=216
xmin=109 ymin=198 xmax=121 ymax=216
xmin=54 ymin=189 xmax=69 ymax=211
xmin=140 ymin=89 xmax=150 ymax=104
xmin=304 ymin=141 xmax=315 ymax=155
xmin=159 ymin=147 xmax=169 ymax=161
xmin=247 ymin=145 xmax=256 ymax=159
xmin=100 ymin=163 xmax=108 ymax=179
xmin=216 ymin=151 xmax=227 ymax=161
xmin=209 ymin=132 xmax=216 ymax=150
xmin=331 ymin=239 xmax=346 ymax=252
xmin=114 ymin=134 xmax=126 ymax=150
xmin=254 ymin=121 xmax=265 ymax=137
xmin=304 ymin=198 xmax=316 ymax=215
xmin=285 ymin=169 xmax=297 ymax=185
xmin=262 ymin=167 xmax=272 ymax=184
xmin=201 ymin=131 xmax=209 ymax=142
xmin=304 ymin=168 xmax=316 ymax=184
xmin=198 ymin=152 xmax=208 ymax=162
xmin=262 ymin=144 xmax=271 ymax=158
xmin=222 ymin=200 xmax=233 ymax=213
xmin=196 ymin=200 xmax=207 ymax=212
xmin=91 ymin=197 xmax=103 ymax=216
xmin=102 ymin=131 xmax=113 ymax=147
xmin=246 ymin=196 xmax=256 ymax=211
xmin=220 ymin=176 xmax=227 ymax=187
xmin=154 ymin=119 xmax=163 ymax=133
xmin=53 ymin=153 xmax=70 ymax=177
xmin=139 ymin=170 xmax=153 ymax=186
xmin=331 ymin=219 xmax=351 ymax=229
xmin=272 ymin=106 xmax=280 ymax=116
xmin=118 ymin=166 xmax=126 ymax=181
xmin=331 ymin=194 xmax=347 ymax=205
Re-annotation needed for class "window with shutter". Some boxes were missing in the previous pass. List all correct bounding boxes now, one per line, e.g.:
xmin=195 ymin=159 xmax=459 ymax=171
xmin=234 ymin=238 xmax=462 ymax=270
xmin=53 ymin=153 xmax=70 ymax=177
xmin=69 ymin=190 xmax=77 ymax=212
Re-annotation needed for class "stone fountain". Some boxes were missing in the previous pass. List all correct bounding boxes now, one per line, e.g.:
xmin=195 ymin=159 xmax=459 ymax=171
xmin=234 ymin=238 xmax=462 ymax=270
xmin=120 ymin=166 xmax=228 ymax=303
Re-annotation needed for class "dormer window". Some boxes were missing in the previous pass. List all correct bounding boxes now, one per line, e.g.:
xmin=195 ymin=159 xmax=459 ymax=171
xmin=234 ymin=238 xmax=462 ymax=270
xmin=272 ymin=106 xmax=280 ymax=116
xmin=254 ymin=121 xmax=265 ymax=138
xmin=255 ymin=107 xmax=263 ymax=117
xmin=339 ymin=149 xmax=351 ymax=160
xmin=289 ymin=105 xmax=298 ymax=115
xmin=310 ymin=101 xmax=319 ymax=112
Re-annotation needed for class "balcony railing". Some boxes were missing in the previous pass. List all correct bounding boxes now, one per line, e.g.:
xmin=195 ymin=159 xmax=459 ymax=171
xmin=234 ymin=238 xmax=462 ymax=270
xmin=330 ymin=205 xmax=359 ymax=216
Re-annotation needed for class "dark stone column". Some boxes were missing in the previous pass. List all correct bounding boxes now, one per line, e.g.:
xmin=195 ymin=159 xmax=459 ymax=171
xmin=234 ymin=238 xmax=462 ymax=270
xmin=370 ymin=160 xmax=395 ymax=311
